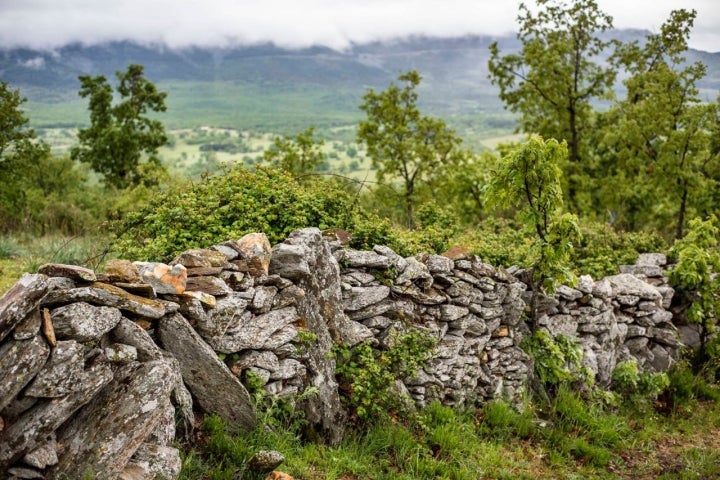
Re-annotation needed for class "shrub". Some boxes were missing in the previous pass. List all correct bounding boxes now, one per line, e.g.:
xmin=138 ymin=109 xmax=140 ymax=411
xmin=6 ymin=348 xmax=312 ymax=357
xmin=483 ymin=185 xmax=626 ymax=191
xmin=112 ymin=165 xmax=357 ymax=261
xmin=334 ymin=328 xmax=436 ymax=422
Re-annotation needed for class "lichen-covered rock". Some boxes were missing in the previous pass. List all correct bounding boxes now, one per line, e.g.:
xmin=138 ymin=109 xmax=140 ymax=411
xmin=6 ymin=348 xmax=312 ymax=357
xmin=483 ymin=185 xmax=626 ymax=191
xmin=110 ymin=317 xmax=164 ymax=362
xmin=0 ymin=336 xmax=50 ymax=412
xmin=342 ymin=286 xmax=390 ymax=312
xmin=49 ymin=359 xmax=177 ymax=479
xmin=122 ymin=443 xmax=182 ymax=480
xmin=272 ymin=229 xmax=347 ymax=446
xmin=13 ymin=309 xmax=41 ymax=340
xmin=50 ymin=302 xmax=122 ymax=342
xmin=606 ymin=274 xmax=662 ymax=302
xmin=343 ymin=250 xmax=393 ymax=269
xmin=22 ymin=432 xmax=59 ymax=470
xmin=248 ymin=450 xmax=285 ymax=473
xmin=134 ymin=262 xmax=187 ymax=295
xmin=38 ymin=264 xmax=96 ymax=283
xmin=41 ymin=283 xmax=169 ymax=319
xmin=104 ymin=343 xmax=139 ymax=364
xmin=25 ymin=340 xmax=84 ymax=398
xmin=230 ymin=233 xmax=273 ymax=276
xmin=171 ymin=248 xmax=228 ymax=268
xmin=204 ymin=306 xmax=299 ymax=353
xmin=185 ymin=276 xmax=232 ymax=296
xmin=103 ymin=259 xmax=142 ymax=283
xmin=396 ymin=257 xmax=432 ymax=289
xmin=0 ymin=274 xmax=49 ymax=343
xmin=157 ymin=313 xmax=256 ymax=430
xmin=0 ymin=360 xmax=113 ymax=469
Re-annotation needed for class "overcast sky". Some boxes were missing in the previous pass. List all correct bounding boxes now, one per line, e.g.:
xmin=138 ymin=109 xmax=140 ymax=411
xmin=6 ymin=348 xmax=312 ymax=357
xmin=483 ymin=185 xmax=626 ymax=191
xmin=0 ymin=0 xmax=718 ymax=52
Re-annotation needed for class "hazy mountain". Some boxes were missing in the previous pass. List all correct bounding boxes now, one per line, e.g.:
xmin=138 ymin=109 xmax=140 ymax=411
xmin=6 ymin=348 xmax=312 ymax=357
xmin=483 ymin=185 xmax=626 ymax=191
xmin=1 ymin=32 xmax=717 ymax=130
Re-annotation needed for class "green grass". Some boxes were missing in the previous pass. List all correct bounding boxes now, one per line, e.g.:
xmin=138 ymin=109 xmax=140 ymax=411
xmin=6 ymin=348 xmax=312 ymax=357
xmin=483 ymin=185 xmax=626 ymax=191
xmin=178 ymin=394 xmax=720 ymax=480
xmin=0 ymin=234 xmax=112 ymax=295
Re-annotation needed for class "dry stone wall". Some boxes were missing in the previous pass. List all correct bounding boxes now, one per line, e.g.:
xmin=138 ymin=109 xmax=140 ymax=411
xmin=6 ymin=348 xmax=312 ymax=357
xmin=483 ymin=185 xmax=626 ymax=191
xmin=0 ymin=228 xmax=685 ymax=479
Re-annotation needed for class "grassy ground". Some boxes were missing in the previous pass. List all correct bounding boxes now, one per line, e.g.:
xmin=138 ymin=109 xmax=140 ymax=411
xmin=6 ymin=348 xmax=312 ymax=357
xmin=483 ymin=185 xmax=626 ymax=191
xmin=179 ymin=396 xmax=720 ymax=480
xmin=0 ymin=235 xmax=111 ymax=294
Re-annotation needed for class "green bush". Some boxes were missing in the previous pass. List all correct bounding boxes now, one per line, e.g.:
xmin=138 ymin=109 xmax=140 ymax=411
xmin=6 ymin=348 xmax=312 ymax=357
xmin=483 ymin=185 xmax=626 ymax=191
xmin=334 ymin=328 xmax=436 ymax=422
xmin=112 ymin=166 xmax=357 ymax=261
xmin=611 ymin=360 xmax=670 ymax=409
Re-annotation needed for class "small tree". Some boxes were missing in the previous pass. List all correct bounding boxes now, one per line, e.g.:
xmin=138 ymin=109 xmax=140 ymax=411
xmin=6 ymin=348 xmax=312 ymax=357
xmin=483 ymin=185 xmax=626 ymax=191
xmin=358 ymin=70 xmax=467 ymax=228
xmin=486 ymin=135 xmax=580 ymax=330
xmin=72 ymin=64 xmax=168 ymax=189
xmin=261 ymin=127 xmax=326 ymax=177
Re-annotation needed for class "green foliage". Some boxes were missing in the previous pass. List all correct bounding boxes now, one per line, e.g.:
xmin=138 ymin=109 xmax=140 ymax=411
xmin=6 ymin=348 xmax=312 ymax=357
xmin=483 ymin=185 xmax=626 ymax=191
xmin=261 ymin=126 xmax=326 ymax=177
xmin=571 ymin=221 xmax=667 ymax=278
xmin=600 ymin=9 xmax=719 ymax=239
xmin=0 ymin=83 xmax=99 ymax=234
xmin=358 ymin=70 xmax=469 ymax=227
xmin=489 ymin=0 xmax=617 ymax=212
xmin=72 ymin=64 xmax=168 ymax=189
xmin=334 ymin=328 xmax=436 ymax=422
xmin=668 ymin=216 xmax=720 ymax=348
xmin=611 ymin=360 xmax=670 ymax=409
xmin=522 ymin=330 xmax=592 ymax=388
xmin=112 ymin=165 xmax=356 ymax=261
xmin=486 ymin=135 xmax=580 ymax=327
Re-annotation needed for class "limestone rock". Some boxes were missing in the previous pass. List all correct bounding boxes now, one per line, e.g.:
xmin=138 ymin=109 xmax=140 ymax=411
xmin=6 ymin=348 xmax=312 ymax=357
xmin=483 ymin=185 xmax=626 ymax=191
xmin=269 ymin=244 xmax=310 ymax=280
xmin=38 ymin=264 xmax=96 ymax=283
xmin=0 ymin=273 xmax=49 ymax=343
xmin=50 ymin=302 xmax=122 ymax=342
xmin=342 ymin=286 xmax=390 ymax=312
xmin=41 ymin=283 xmax=168 ymax=319
xmin=103 ymin=259 xmax=142 ymax=283
xmin=110 ymin=317 xmax=164 ymax=362
xmin=22 ymin=432 xmax=59 ymax=469
xmin=229 ymin=233 xmax=273 ymax=276
xmin=157 ymin=313 xmax=256 ymax=430
xmin=25 ymin=340 xmax=84 ymax=398
xmin=248 ymin=450 xmax=285 ymax=473
xmin=0 ymin=336 xmax=50 ymax=412
xmin=134 ymin=262 xmax=187 ymax=295
xmin=49 ymin=359 xmax=176 ymax=479
xmin=606 ymin=274 xmax=662 ymax=302
xmin=0 ymin=361 xmax=113 ymax=469
xmin=171 ymin=248 xmax=228 ymax=268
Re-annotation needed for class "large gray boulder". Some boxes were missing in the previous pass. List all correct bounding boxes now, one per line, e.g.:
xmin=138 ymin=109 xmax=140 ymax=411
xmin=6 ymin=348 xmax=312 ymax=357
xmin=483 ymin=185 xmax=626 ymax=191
xmin=269 ymin=228 xmax=347 ymax=446
xmin=0 ymin=361 xmax=113 ymax=470
xmin=157 ymin=313 xmax=256 ymax=430
xmin=49 ymin=359 xmax=176 ymax=479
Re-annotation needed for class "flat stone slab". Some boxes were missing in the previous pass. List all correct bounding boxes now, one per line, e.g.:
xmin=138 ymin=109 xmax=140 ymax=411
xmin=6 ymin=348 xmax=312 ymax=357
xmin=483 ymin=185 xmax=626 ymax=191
xmin=0 ymin=273 xmax=49 ymax=343
xmin=0 ymin=336 xmax=50 ymax=412
xmin=49 ymin=359 xmax=177 ymax=479
xmin=38 ymin=264 xmax=96 ymax=283
xmin=41 ymin=283 xmax=168 ymax=319
xmin=157 ymin=313 xmax=256 ymax=430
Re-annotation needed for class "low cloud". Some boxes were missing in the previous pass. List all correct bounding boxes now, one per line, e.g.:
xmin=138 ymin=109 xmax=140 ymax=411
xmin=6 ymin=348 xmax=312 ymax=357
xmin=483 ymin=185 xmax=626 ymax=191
xmin=0 ymin=0 xmax=717 ymax=52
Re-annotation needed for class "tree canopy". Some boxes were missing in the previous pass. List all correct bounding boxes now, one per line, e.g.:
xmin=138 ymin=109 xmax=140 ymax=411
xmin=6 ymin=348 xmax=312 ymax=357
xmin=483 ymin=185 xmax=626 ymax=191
xmin=71 ymin=64 xmax=168 ymax=189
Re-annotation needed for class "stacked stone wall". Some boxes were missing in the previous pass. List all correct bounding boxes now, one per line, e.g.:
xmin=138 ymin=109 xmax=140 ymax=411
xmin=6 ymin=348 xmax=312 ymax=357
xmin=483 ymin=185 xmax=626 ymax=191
xmin=0 ymin=228 xmax=685 ymax=479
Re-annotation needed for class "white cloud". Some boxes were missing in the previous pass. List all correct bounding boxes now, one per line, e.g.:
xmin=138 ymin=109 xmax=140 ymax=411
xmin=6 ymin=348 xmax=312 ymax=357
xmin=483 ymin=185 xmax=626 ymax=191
xmin=0 ymin=0 xmax=717 ymax=52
